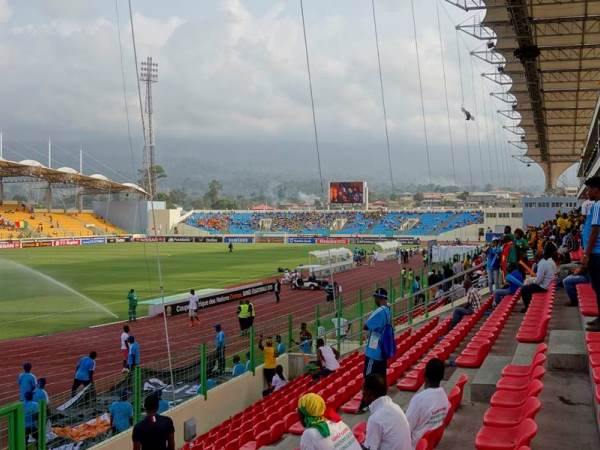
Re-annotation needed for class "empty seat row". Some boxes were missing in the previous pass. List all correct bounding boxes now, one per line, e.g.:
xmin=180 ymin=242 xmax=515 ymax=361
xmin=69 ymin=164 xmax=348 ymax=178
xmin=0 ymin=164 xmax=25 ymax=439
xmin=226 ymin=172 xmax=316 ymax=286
xmin=474 ymin=343 xmax=547 ymax=450
xmin=397 ymin=300 xmax=493 ymax=390
xmin=516 ymin=282 xmax=556 ymax=343
xmin=577 ymin=283 xmax=599 ymax=317
xmin=585 ymin=332 xmax=600 ymax=405
xmin=456 ymin=295 xmax=515 ymax=368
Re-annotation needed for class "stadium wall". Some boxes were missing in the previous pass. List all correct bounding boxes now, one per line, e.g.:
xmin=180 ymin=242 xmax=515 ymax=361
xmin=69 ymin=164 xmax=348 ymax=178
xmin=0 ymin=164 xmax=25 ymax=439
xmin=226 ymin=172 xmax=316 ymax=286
xmin=522 ymin=196 xmax=581 ymax=227
xmin=93 ymin=356 xmax=289 ymax=450
xmin=92 ymin=199 xmax=148 ymax=234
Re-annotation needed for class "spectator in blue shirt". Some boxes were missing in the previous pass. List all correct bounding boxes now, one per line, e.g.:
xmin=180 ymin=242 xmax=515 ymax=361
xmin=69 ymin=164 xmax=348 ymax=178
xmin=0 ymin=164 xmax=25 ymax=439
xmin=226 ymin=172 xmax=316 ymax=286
xmin=244 ymin=351 xmax=252 ymax=372
xmin=109 ymin=390 xmax=133 ymax=434
xmin=486 ymin=239 xmax=502 ymax=293
xmin=17 ymin=362 xmax=37 ymax=401
xmin=71 ymin=351 xmax=97 ymax=397
xmin=231 ymin=355 xmax=246 ymax=377
xmin=360 ymin=288 xmax=392 ymax=412
xmin=33 ymin=378 xmax=49 ymax=404
xmin=583 ymin=176 xmax=600 ymax=332
xmin=128 ymin=336 xmax=140 ymax=370
xmin=23 ymin=391 xmax=39 ymax=444
xmin=214 ymin=324 xmax=226 ymax=375
xmin=493 ymin=264 xmax=524 ymax=306
xmin=156 ymin=390 xmax=170 ymax=414
xmin=275 ymin=335 xmax=286 ymax=355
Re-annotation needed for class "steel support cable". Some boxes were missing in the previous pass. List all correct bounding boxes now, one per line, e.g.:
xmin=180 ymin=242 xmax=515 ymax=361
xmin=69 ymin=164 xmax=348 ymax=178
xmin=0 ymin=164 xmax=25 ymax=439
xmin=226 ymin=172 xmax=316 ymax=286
xmin=115 ymin=0 xmax=137 ymax=180
xmin=468 ymin=54 xmax=485 ymax=186
xmin=370 ymin=0 xmax=396 ymax=191
xmin=455 ymin=29 xmax=474 ymax=187
xmin=435 ymin=0 xmax=457 ymax=186
xmin=478 ymin=64 xmax=495 ymax=180
xmin=409 ymin=0 xmax=433 ymax=185
xmin=127 ymin=0 xmax=176 ymax=401
xmin=299 ymin=0 xmax=324 ymax=195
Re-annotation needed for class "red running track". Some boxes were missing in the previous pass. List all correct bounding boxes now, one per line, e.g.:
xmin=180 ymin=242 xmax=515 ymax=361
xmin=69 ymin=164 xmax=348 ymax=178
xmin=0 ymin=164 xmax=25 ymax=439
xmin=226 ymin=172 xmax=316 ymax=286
xmin=0 ymin=257 xmax=422 ymax=404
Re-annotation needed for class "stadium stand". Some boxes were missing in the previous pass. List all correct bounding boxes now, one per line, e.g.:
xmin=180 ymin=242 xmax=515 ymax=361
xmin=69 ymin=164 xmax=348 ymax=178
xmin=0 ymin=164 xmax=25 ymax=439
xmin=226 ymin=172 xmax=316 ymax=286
xmin=184 ymin=210 xmax=483 ymax=236
xmin=0 ymin=203 xmax=123 ymax=238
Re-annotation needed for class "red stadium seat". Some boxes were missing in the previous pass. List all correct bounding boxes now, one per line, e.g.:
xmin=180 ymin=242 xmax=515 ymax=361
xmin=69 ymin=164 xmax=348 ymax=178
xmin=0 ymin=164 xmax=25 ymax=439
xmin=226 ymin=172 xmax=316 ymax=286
xmin=351 ymin=421 xmax=367 ymax=444
xmin=483 ymin=397 xmax=541 ymax=428
xmin=289 ymin=420 xmax=304 ymax=435
xmin=496 ymin=366 xmax=545 ymax=391
xmin=490 ymin=380 xmax=543 ymax=408
xmin=415 ymin=438 xmax=430 ymax=450
xmin=501 ymin=353 xmax=546 ymax=378
xmin=421 ymin=426 xmax=444 ymax=449
xmin=239 ymin=430 xmax=271 ymax=450
xmin=455 ymin=373 xmax=469 ymax=392
xmin=475 ymin=418 xmax=538 ymax=450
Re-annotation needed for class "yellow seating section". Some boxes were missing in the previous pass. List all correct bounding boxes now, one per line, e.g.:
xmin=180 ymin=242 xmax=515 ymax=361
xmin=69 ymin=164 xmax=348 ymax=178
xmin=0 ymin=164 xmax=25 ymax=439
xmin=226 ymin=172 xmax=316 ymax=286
xmin=0 ymin=204 xmax=124 ymax=238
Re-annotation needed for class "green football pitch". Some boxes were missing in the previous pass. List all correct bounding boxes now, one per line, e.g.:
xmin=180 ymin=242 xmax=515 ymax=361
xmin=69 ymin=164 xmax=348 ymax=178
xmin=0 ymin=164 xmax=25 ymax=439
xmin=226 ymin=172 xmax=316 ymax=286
xmin=0 ymin=243 xmax=367 ymax=340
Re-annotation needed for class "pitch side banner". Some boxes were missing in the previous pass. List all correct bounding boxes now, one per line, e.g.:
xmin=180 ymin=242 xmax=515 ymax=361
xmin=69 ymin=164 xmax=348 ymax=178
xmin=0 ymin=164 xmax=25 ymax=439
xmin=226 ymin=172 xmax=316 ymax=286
xmin=0 ymin=241 xmax=21 ymax=249
xmin=166 ymin=236 xmax=193 ymax=242
xmin=81 ymin=237 xmax=106 ymax=245
xmin=165 ymin=281 xmax=275 ymax=316
xmin=194 ymin=236 xmax=223 ymax=243
xmin=133 ymin=236 xmax=166 ymax=242
xmin=315 ymin=237 xmax=349 ymax=245
xmin=21 ymin=240 xmax=53 ymax=248
xmin=223 ymin=236 xmax=254 ymax=244
xmin=288 ymin=237 xmax=316 ymax=244
xmin=53 ymin=239 xmax=81 ymax=247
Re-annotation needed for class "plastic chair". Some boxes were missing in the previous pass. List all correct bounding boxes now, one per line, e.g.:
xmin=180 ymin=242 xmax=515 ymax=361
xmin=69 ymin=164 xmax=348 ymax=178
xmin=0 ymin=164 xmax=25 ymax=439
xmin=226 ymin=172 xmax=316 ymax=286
xmin=483 ymin=397 xmax=541 ymax=428
xmin=501 ymin=353 xmax=546 ymax=378
xmin=421 ymin=425 xmax=444 ymax=448
xmin=475 ymin=418 xmax=538 ymax=450
xmin=415 ymin=438 xmax=430 ymax=450
xmin=490 ymin=380 xmax=544 ymax=408
xmin=351 ymin=421 xmax=367 ymax=444
xmin=496 ymin=366 xmax=546 ymax=391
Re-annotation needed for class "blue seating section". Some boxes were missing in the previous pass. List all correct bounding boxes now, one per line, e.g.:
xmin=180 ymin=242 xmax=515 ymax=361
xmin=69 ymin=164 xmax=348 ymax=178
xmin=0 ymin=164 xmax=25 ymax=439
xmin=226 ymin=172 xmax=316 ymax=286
xmin=184 ymin=210 xmax=483 ymax=236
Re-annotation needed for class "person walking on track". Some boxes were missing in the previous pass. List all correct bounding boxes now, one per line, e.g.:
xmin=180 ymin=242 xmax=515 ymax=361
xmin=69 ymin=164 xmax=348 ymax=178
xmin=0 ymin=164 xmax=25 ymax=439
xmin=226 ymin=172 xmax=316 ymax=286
xmin=120 ymin=325 xmax=130 ymax=372
xmin=188 ymin=289 xmax=199 ymax=327
xmin=274 ymin=279 xmax=281 ymax=303
xmin=127 ymin=289 xmax=138 ymax=322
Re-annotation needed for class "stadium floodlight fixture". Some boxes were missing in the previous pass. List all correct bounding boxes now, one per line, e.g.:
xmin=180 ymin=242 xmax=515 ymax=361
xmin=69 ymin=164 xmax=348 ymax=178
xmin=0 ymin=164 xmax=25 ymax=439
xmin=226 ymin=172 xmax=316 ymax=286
xmin=140 ymin=58 xmax=158 ymax=82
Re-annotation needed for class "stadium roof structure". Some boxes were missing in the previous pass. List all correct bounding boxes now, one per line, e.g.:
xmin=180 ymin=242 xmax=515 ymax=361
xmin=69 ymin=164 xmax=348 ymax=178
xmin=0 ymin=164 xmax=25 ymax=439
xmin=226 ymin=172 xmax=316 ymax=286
xmin=0 ymin=158 xmax=148 ymax=195
xmin=447 ymin=0 xmax=600 ymax=190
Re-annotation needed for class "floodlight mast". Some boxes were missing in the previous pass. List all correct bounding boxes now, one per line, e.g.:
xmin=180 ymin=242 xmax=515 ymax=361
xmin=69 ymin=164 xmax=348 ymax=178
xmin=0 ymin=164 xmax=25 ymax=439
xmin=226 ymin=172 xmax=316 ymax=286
xmin=140 ymin=56 xmax=158 ymax=199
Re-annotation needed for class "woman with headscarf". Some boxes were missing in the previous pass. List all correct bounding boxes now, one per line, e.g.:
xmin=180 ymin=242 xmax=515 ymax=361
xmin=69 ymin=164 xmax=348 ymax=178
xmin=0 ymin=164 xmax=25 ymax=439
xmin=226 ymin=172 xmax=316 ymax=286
xmin=298 ymin=393 xmax=361 ymax=450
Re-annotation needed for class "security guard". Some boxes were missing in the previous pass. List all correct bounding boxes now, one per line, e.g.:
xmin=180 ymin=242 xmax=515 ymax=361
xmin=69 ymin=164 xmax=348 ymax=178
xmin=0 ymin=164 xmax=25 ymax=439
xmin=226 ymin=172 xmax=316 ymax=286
xmin=237 ymin=300 xmax=251 ymax=334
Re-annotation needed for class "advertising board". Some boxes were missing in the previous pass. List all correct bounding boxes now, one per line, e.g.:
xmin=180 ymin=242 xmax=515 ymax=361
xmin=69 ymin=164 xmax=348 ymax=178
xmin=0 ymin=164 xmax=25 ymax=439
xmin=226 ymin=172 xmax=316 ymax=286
xmin=223 ymin=236 xmax=254 ymax=244
xmin=165 ymin=282 xmax=274 ymax=316
xmin=81 ymin=237 xmax=106 ymax=245
xmin=287 ymin=237 xmax=316 ymax=244
xmin=0 ymin=241 xmax=21 ymax=249
xmin=315 ymin=237 xmax=349 ymax=245
xmin=194 ymin=236 xmax=223 ymax=243
xmin=166 ymin=236 xmax=193 ymax=242
xmin=53 ymin=239 xmax=81 ymax=247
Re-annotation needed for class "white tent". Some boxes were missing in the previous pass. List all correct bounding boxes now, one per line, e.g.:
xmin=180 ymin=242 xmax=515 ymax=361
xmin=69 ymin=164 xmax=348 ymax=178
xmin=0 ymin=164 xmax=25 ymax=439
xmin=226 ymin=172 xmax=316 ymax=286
xmin=309 ymin=247 xmax=352 ymax=264
xmin=374 ymin=241 xmax=400 ymax=252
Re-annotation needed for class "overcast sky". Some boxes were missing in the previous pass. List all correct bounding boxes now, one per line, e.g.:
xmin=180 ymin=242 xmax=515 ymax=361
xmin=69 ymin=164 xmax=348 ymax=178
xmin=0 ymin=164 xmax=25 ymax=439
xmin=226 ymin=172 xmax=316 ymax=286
xmin=0 ymin=0 xmax=578 ymax=191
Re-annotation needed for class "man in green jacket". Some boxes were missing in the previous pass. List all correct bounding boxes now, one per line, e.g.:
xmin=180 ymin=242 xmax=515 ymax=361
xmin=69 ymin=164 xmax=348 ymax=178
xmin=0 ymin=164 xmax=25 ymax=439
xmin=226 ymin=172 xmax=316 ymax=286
xmin=127 ymin=289 xmax=138 ymax=322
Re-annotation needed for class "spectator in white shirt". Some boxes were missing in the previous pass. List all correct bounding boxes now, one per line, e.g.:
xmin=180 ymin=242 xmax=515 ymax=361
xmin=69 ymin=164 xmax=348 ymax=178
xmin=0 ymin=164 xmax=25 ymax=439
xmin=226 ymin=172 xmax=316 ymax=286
xmin=406 ymin=358 xmax=450 ymax=449
xmin=263 ymin=365 xmax=287 ymax=396
xmin=120 ymin=325 xmax=130 ymax=372
xmin=188 ymin=289 xmax=199 ymax=327
xmin=519 ymin=245 xmax=557 ymax=312
xmin=361 ymin=374 xmax=411 ymax=450
xmin=313 ymin=338 xmax=340 ymax=380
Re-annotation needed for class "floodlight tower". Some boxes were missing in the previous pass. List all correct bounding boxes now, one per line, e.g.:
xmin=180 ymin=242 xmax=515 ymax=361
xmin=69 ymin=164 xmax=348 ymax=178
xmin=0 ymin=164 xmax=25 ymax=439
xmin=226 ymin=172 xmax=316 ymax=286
xmin=140 ymin=57 xmax=158 ymax=198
